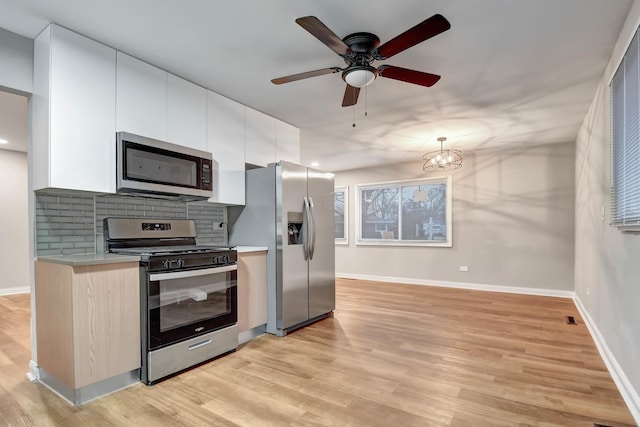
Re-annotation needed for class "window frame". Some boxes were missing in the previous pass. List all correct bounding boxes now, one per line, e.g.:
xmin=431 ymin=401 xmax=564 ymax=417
xmin=610 ymin=25 xmax=640 ymax=231
xmin=334 ymin=185 xmax=348 ymax=245
xmin=355 ymin=176 xmax=453 ymax=247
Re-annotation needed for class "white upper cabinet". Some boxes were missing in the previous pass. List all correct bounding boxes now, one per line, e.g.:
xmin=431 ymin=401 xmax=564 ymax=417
xmin=245 ymin=107 xmax=276 ymax=167
xmin=275 ymin=120 xmax=300 ymax=164
xmin=116 ymin=53 xmax=207 ymax=151
xmin=115 ymin=52 xmax=166 ymax=141
xmin=206 ymin=91 xmax=245 ymax=205
xmin=33 ymin=24 xmax=116 ymax=193
xmin=167 ymin=74 xmax=207 ymax=151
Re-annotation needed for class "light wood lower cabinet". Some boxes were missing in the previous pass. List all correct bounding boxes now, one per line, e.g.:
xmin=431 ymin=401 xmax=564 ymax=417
xmin=35 ymin=261 xmax=140 ymax=389
xmin=237 ymin=251 xmax=267 ymax=333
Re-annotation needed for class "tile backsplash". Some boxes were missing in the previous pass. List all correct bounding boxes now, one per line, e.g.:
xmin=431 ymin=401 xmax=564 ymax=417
xmin=36 ymin=192 xmax=226 ymax=256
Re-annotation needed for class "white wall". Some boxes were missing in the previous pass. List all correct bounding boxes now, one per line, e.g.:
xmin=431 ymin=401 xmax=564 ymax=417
xmin=575 ymin=0 xmax=640 ymax=419
xmin=0 ymin=27 xmax=33 ymax=94
xmin=0 ymin=150 xmax=29 ymax=294
xmin=335 ymin=142 xmax=575 ymax=293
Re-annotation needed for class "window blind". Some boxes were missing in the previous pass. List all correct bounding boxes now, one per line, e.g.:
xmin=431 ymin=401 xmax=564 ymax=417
xmin=610 ymin=27 xmax=640 ymax=228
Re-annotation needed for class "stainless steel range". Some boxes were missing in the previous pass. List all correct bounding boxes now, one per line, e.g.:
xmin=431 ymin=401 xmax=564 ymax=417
xmin=104 ymin=218 xmax=238 ymax=385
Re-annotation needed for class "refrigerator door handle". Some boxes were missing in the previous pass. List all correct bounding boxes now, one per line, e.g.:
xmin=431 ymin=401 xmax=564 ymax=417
xmin=303 ymin=196 xmax=311 ymax=261
xmin=308 ymin=197 xmax=317 ymax=260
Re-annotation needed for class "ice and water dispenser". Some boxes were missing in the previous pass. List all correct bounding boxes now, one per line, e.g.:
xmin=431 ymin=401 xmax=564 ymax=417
xmin=287 ymin=212 xmax=304 ymax=245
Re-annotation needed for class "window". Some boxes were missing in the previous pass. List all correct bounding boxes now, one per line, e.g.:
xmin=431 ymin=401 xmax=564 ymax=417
xmin=356 ymin=176 xmax=452 ymax=246
xmin=611 ymin=26 xmax=640 ymax=230
xmin=334 ymin=186 xmax=348 ymax=244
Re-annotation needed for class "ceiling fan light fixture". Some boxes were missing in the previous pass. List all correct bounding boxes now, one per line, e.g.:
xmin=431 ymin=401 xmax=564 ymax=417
xmin=342 ymin=65 xmax=378 ymax=88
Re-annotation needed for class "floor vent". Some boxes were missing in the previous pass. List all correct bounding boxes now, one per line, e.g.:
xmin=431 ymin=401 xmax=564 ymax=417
xmin=566 ymin=316 xmax=578 ymax=325
xmin=593 ymin=423 xmax=613 ymax=427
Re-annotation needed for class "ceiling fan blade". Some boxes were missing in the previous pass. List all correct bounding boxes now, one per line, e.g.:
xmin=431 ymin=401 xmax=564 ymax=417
xmin=376 ymin=14 xmax=450 ymax=59
xmin=342 ymin=84 xmax=360 ymax=107
xmin=378 ymin=65 xmax=441 ymax=87
xmin=296 ymin=16 xmax=352 ymax=56
xmin=271 ymin=67 xmax=341 ymax=85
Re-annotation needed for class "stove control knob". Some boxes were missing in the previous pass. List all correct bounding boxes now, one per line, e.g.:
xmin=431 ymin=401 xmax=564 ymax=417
xmin=176 ymin=259 xmax=185 ymax=268
xmin=162 ymin=259 xmax=171 ymax=269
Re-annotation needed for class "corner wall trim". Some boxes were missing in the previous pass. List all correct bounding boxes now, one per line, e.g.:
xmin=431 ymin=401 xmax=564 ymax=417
xmin=573 ymin=296 xmax=640 ymax=424
xmin=336 ymin=273 xmax=576 ymax=299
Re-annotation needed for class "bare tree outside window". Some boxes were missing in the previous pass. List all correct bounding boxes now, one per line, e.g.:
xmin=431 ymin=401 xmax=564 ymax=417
xmin=360 ymin=187 xmax=399 ymax=239
xmin=334 ymin=186 xmax=348 ymax=243
xmin=401 ymin=184 xmax=447 ymax=241
xmin=356 ymin=177 xmax=452 ymax=247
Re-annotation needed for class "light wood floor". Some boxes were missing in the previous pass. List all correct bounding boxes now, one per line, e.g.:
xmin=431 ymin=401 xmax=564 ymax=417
xmin=0 ymin=279 xmax=635 ymax=426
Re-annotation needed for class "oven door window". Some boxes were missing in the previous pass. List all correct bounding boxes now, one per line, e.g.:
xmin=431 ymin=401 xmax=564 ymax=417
xmin=148 ymin=269 xmax=237 ymax=349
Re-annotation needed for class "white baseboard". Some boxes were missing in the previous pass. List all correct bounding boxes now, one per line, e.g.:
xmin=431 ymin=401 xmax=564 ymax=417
xmin=336 ymin=273 xmax=575 ymax=298
xmin=573 ymin=296 xmax=640 ymax=424
xmin=0 ymin=286 xmax=30 ymax=296
xmin=26 ymin=360 xmax=39 ymax=382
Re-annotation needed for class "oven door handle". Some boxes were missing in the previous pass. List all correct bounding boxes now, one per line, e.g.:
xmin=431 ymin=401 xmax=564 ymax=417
xmin=149 ymin=264 xmax=237 ymax=281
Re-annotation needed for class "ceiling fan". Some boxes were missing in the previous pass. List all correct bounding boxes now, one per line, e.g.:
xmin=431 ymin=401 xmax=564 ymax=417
xmin=271 ymin=14 xmax=451 ymax=107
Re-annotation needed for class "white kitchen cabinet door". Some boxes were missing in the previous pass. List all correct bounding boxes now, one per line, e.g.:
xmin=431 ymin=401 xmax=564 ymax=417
xmin=245 ymin=107 xmax=276 ymax=167
xmin=167 ymin=74 xmax=207 ymax=151
xmin=33 ymin=24 xmax=116 ymax=193
xmin=275 ymin=120 xmax=300 ymax=164
xmin=206 ymin=91 xmax=245 ymax=205
xmin=115 ymin=52 xmax=167 ymax=141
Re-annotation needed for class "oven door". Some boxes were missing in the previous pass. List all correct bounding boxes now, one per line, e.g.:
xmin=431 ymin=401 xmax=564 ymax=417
xmin=147 ymin=264 xmax=237 ymax=350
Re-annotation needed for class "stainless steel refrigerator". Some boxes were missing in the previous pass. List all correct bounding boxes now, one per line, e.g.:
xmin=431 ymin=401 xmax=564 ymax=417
xmin=229 ymin=161 xmax=335 ymax=336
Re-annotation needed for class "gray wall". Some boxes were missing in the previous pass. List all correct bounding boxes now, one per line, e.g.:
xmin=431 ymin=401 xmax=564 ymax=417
xmin=0 ymin=27 xmax=33 ymax=94
xmin=0 ymin=150 xmax=29 ymax=293
xmin=35 ymin=192 xmax=226 ymax=255
xmin=335 ymin=141 xmax=575 ymax=292
xmin=575 ymin=0 xmax=640 ymax=414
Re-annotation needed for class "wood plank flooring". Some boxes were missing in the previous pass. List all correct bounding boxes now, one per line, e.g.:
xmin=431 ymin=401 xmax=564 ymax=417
xmin=0 ymin=279 xmax=635 ymax=426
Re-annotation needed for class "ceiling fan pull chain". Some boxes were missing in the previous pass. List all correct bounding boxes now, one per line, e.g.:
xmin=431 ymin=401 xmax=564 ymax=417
xmin=352 ymin=101 xmax=356 ymax=127
xmin=365 ymin=85 xmax=368 ymax=117
xmin=352 ymin=86 xmax=357 ymax=127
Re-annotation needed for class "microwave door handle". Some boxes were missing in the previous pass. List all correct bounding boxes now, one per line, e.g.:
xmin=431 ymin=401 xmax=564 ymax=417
xmin=308 ymin=197 xmax=317 ymax=260
xmin=302 ymin=196 xmax=310 ymax=261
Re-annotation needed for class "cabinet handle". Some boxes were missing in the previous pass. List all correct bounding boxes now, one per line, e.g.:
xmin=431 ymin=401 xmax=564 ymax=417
xmin=188 ymin=339 xmax=212 ymax=350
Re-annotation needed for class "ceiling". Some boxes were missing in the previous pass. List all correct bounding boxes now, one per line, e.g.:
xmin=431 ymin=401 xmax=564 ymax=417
xmin=0 ymin=0 xmax=634 ymax=171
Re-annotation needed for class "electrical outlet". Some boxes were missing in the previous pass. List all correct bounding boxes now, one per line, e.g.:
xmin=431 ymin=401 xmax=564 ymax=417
xmin=459 ymin=266 xmax=469 ymax=272
xmin=586 ymin=287 xmax=590 ymax=296
xmin=601 ymin=205 xmax=605 ymax=221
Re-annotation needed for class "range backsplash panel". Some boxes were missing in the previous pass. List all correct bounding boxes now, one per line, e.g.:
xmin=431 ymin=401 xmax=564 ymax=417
xmin=36 ymin=192 xmax=225 ymax=256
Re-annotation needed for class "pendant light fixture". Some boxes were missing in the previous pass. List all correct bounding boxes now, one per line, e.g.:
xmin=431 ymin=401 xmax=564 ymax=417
xmin=422 ymin=137 xmax=462 ymax=171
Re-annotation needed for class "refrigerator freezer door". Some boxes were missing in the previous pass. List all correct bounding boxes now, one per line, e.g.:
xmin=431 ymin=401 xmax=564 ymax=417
xmin=307 ymin=169 xmax=336 ymax=319
xmin=277 ymin=162 xmax=310 ymax=330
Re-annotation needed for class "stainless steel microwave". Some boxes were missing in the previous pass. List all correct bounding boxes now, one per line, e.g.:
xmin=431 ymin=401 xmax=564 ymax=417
xmin=116 ymin=132 xmax=213 ymax=200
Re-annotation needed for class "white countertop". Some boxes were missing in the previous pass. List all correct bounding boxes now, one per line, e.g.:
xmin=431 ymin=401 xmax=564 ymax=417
xmin=234 ymin=246 xmax=268 ymax=253
xmin=36 ymin=253 xmax=141 ymax=267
